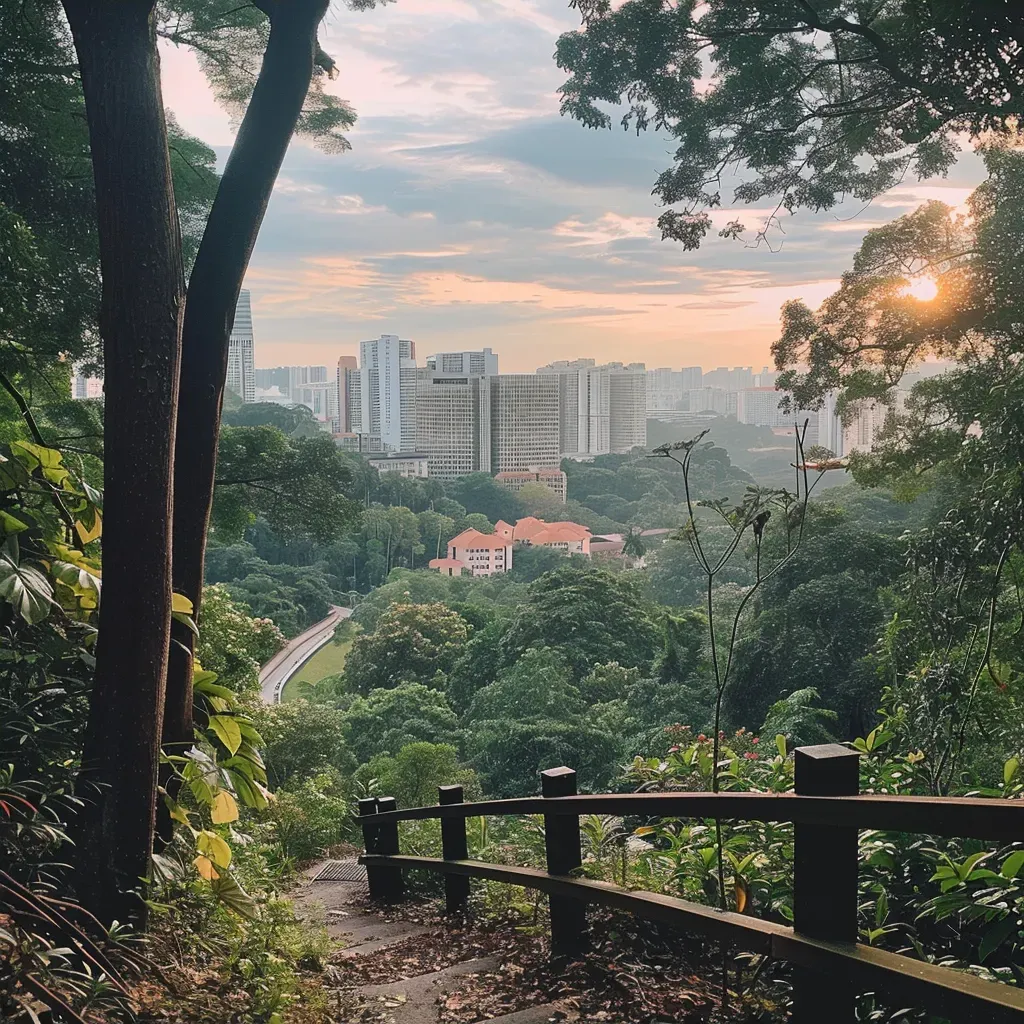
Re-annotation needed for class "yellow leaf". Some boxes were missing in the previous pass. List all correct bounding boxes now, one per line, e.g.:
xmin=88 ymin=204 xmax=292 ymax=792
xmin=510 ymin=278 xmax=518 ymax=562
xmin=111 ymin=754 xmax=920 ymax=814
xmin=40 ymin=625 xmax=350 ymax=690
xmin=172 ymin=592 xmax=194 ymax=614
xmin=194 ymin=855 xmax=220 ymax=881
xmin=210 ymin=790 xmax=239 ymax=825
xmin=74 ymin=511 xmax=102 ymax=545
xmin=167 ymin=800 xmax=191 ymax=825
xmin=198 ymin=830 xmax=232 ymax=869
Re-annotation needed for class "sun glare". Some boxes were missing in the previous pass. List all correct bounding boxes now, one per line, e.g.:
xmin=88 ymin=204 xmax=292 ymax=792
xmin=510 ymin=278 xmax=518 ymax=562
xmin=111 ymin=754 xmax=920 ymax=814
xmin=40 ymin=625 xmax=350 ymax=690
xmin=905 ymin=276 xmax=939 ymax=302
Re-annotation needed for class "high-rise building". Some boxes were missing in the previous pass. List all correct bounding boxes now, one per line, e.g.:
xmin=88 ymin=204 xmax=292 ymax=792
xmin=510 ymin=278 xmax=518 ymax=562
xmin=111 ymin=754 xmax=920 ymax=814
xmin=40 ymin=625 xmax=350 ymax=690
xmin=71 ymin=368 xmax=103 ymax=399
xmin=646 ymin=367 xmax=703 ymax=412
xmin=703 ymin=366 xmax=754 ymax=391
xmin=426 ymin=349 xmax=499 ymax=376
xmin=687 ymin=387 xmax=730 ymax=414
xmin=227 ymin=290 xmax=256 ymax=403
xmin=607 ymin=366 xmax=647 ymax=452
xmin=538 ymin=361 xmax=611 ymax=457
xmin=335 ymin=356 xmax=358 ymax=434
xmin=359 ymin=334 xmax=417 ymax=451
xmin=415 ymin=373 xmax=491 ymax=480
xmin=489 ymin=374 xmax=560 ymax=472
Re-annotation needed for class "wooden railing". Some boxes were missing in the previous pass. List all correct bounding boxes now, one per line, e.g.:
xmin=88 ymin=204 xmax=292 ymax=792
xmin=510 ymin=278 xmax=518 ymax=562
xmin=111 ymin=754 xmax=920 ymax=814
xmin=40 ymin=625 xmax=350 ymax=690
xmin=357 ymin=743 xmax=1024 ymax=1022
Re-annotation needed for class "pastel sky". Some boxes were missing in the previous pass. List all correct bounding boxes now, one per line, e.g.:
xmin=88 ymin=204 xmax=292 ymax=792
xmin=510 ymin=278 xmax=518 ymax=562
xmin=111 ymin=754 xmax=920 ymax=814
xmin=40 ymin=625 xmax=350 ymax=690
xmin=159 ymin=0 xmax=983 ymax=373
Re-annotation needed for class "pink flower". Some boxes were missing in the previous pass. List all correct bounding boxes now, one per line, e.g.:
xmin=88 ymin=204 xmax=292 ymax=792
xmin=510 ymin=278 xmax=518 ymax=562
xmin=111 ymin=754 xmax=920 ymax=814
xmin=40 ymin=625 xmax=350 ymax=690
xmin=743 ymin=752 xmax=759 ymax=760
xmin=751 ymin=737 xmax=759 ymax=744
xmin=668 ymin=745 xmax=680 ymax=753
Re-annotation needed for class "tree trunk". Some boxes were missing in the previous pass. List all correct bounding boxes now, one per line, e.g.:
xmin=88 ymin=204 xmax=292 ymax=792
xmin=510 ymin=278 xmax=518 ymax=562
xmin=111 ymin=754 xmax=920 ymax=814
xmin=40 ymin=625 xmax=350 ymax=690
xmin=161 ymin=0 xmax=329 ymax=823
xmin=63 ymin=0 xmax=183 ymax=925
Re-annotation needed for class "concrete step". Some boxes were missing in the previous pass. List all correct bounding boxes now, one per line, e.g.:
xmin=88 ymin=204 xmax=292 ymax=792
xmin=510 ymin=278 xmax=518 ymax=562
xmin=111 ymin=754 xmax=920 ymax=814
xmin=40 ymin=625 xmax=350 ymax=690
xmin=355 ymin=957 xmax=500 ymax=1024
xmin=483 ymin=1005 xmax=570 ymax=1024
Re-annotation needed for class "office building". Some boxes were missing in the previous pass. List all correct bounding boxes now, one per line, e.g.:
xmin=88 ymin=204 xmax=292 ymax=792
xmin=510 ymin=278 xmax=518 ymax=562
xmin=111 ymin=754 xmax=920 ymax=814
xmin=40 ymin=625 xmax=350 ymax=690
xmin=359 ymin=334 xmax=418 ymax=451
xmin=226 ymin=290 xmax=256 ymax=403
xmin=494 ymin=469 xmax=568 ymax=503
xmin=425 ymin=349 xmax=499 ymax=376
xmin=489 ymin=374 xmax=560 ymax=472
xmin=415 ymin=373 xmax=491 ymax=480
xmin=368 ymin=452 xmax=430 ymax=478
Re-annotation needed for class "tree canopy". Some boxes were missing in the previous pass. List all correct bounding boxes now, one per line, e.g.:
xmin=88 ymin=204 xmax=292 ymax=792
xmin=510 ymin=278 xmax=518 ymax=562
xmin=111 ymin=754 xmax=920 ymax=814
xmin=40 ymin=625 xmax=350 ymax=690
xmin=556 ymin=0 xmax=1023 ymax=248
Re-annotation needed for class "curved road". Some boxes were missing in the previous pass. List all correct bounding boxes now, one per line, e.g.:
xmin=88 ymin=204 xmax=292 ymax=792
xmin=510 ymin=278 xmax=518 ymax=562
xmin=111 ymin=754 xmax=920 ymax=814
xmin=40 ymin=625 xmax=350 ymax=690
xmin=259 ymin=605 xmax=352 ymax=703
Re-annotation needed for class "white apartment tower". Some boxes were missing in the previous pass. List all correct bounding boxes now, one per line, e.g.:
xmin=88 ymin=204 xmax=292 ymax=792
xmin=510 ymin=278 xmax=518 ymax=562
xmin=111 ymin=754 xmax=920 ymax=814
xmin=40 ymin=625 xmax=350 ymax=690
xmin=607 ymin=365 xmax=647 ymax=452
xmin=426 ymin=349 xmax=499 ymax=376
xmin=227 ymin=289 xmax=256 ymax=403
xmin=359 ymin=334 xmax=418 ymax=451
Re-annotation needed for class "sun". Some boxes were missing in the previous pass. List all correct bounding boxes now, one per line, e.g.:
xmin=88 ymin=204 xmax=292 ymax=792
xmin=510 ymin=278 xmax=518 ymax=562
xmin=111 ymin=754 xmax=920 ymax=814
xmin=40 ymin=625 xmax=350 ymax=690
xmin=905 ymin=275 xmax=939 ymax=302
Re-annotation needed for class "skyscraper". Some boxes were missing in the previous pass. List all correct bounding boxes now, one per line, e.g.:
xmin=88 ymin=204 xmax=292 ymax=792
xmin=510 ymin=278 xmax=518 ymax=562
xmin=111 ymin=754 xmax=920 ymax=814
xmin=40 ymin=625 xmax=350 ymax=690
xmin=227 ymin=290 xmax=256 ymax=403
xmin=415 ymin=373 xmax=491 ymax=479
xmin=537 ymin=359 xmax=610 ymax=457
xmin=489 ymin=374 xmax=560 ymax=472
xmin=607 ymin=365 xmax=647 ymax=452
xmin=335 ymin=355 xmax=358 ymax=434
xmin=359 ymin=334 xmax=418 ymax=451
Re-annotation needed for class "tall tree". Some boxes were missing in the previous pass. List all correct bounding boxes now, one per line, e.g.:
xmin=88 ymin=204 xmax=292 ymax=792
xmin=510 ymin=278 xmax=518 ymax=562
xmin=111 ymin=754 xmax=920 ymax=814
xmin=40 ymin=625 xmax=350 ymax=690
xmin=161 ymin=0 xmax=385 ymax=793
xmin=60 ymin=0 xmax=184 ymax=924
xmin=556 ymin=0 xmax=1023 ymax=248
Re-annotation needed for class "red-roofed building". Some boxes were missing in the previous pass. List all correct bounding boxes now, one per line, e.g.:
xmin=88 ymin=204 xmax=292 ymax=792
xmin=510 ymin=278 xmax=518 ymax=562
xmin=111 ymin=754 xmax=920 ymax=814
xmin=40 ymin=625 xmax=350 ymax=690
xmin=434 ymin=528 xmax=513 ymax=577
xmin=512 ymin=516 xmax=592 ymax=555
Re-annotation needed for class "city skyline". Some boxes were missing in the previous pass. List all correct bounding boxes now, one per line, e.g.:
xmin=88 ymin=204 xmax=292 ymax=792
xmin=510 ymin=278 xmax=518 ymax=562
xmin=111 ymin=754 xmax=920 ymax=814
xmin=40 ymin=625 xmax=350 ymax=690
xmin=158 ymin=0 xmax=984 ymax=373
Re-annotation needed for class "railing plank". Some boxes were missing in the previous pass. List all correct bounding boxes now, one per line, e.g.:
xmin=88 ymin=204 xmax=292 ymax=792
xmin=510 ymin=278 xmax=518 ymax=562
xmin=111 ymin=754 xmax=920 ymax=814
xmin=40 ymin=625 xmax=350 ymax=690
xmin=365 ymin=791 xmax=1024 ymax=841
xmin=360 ymin=854 xmax=1024 ymax=1021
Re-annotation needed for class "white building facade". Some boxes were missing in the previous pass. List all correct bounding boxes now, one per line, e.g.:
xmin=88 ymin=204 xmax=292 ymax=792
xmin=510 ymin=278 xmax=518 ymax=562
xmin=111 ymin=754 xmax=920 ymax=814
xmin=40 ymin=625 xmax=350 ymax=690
xmin=359 ymin=334 xmax=418 ymax=452
xmin=227 ymin=289 xmax=256 ymax=403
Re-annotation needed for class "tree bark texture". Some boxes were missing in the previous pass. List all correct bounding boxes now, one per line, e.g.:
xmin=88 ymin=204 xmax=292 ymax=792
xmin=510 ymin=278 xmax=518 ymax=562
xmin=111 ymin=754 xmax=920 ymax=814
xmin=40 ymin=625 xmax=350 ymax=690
xmin=63 ymin=0 xmax=184 ymax=925
xmin=161 ymin=0 xmax=328 ymax=812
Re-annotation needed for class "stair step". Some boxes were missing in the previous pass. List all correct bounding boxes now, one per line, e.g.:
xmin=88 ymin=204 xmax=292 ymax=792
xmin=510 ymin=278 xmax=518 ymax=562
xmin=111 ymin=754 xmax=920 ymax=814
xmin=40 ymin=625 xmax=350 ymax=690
xmin=483 ymin=1005 xmax=570 ymax=1024
xmin=356 ymin=957 xmax=500 ymax=1024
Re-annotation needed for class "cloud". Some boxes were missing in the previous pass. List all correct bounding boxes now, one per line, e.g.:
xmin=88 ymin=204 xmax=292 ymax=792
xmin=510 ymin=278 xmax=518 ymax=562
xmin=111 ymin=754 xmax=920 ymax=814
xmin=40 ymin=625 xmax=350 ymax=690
xmin=159 ymin=0 xmax=987 ymax=370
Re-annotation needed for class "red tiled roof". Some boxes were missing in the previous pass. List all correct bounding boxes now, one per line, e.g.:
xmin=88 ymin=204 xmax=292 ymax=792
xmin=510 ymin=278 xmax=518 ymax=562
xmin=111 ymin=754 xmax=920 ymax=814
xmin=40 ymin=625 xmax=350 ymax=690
xmin=449 ymin=528 xmax=511 ymax=550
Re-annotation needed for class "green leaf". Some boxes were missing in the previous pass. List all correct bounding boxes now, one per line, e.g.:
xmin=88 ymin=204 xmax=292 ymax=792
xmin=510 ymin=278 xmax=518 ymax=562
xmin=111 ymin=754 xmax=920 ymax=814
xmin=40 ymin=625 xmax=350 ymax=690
xmin=0 ymin=511 xmax=28 ymax=535
xmin=209 ymin=871 xmax=258 ymax=919
xmin=0 ymin=545 xmax=52 ymax=624
xmin=775 ymin=734 xmax=787 ymax=758
xmin=978 ymin=914 xmax=1018 ymax=963
xmin=208 ymin=715 xmax=242 ymax=755
xmin=1001 ymin=851 xmax=1024 ymax=879
xmin=1005 ymin=757 xmax=1020 ymax=786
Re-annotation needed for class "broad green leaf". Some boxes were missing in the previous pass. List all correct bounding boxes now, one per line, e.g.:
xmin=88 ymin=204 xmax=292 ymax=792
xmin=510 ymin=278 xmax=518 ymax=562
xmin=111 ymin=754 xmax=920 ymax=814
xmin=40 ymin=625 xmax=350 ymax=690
xmin=979 ymin=914 xmax=1018 ymax=963
xmin=208 ymin=715 xmax=242 ymax=755
xmin=172 ymin=610 xmax=199 ymax=636
xmin=775 ymin=734 xmax=786 ymax=758
xmin=1005 ymin=757 xmax=1020 ymax=786
xmin=0 ymin=511 xmax=28 ymax=535
xmin=0 ymin=548 xmax=52 ymax=624
xmin=209 ymin=870 xmax=258 ymax=919
xmin=172 ymin=592 xmax=194 ymax=614
xmin=1001 ymin=851 xmax=1024 ymax=879
xmin=210 ymin=790 xmax=239 ymax=825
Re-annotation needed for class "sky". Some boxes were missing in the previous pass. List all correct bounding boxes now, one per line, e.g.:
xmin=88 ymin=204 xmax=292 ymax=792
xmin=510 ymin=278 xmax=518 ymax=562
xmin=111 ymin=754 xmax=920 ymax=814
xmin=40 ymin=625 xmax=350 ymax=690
xmin=159 ymin=0 xmax=983 ymax=374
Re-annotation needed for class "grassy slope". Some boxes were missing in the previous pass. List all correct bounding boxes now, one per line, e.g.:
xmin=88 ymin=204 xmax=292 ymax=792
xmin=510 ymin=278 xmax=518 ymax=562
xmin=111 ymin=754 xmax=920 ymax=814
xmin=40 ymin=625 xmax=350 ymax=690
xmin=280 ymin=638 xmax=353 ymax=702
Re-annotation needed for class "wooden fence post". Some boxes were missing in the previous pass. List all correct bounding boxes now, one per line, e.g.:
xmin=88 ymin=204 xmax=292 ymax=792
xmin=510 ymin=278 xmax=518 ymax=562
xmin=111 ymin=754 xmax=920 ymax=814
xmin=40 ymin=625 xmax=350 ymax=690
xmin=374 ymin=795 xmax=405 ymax=904
xmin=541 ymin=766 xmax=586 ymax=957
xmin=358 ymin=797 xmax=383 ymax=900
xmin=792 ymin=743 xmax=861 ymax=1023
xmin=439 ymin=784 xmax=470 ymax=914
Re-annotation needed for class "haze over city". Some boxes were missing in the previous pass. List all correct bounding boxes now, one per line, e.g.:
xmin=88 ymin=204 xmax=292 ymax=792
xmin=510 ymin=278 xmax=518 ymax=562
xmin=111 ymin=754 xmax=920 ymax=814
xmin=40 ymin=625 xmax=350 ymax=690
xmin=159 ymin=0 xmax=982 ymax=372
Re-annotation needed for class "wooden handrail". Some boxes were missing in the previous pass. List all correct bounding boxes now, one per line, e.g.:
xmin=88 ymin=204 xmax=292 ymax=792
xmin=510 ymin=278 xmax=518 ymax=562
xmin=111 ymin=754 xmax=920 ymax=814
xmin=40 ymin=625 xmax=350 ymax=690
xmin=365 ymin=790 xmax=1024 ymax=842
xmin=357 ymin=752 xmax=1024 ymax=1022
xmin=360 ymin=856 xmax=1024 ymax=1021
